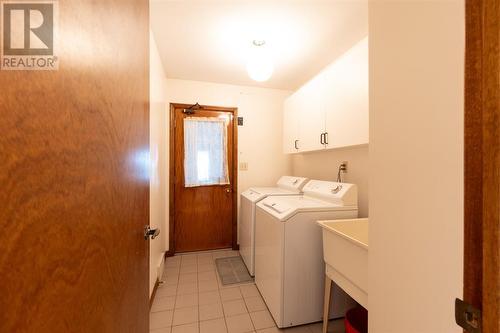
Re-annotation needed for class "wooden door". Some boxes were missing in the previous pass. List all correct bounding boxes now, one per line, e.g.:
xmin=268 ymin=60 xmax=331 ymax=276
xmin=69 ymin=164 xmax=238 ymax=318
xmin=0 ymin=1 xmax=150 ymax=332
xmin=463 ymin=0 xmax=499 ymax=332
xmin=171 ymin=104 xmax=237 ymax=253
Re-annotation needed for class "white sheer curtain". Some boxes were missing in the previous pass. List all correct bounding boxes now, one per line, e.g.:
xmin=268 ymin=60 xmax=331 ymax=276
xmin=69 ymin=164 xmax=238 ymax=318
xmin=184 ymin=117 xmax=229 ymax=187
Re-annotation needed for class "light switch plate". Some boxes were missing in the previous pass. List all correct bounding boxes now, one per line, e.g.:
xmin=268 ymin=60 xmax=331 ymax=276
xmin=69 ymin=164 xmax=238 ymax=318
xmin=239 ymin=162 xmax=248 ymax=171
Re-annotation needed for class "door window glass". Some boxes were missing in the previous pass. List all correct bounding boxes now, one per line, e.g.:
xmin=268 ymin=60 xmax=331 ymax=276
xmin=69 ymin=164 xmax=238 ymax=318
xmin=184 ymin=117 xmax=229 ymax=187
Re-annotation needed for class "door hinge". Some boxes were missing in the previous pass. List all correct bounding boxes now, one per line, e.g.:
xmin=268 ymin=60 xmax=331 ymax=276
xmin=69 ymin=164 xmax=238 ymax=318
xmin=455 ymin=298 xmax=481 ymax=333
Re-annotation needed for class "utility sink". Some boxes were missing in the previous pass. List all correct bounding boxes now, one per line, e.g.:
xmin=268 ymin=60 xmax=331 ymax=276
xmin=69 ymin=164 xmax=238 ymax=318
xmin=317 ymin=218 xmax=368 ymax=308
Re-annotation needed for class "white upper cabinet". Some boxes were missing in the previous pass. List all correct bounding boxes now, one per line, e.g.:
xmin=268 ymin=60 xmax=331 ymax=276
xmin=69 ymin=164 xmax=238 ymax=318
xmin=324 ymin=38 xmax=368 ymax=149
xmin=282 ymin=37 xmax=368 ymax=154
xmin=283 ymin=93 xmax=300 ymax=154
xmin=296 ymin=70 xmax=327 ymax=152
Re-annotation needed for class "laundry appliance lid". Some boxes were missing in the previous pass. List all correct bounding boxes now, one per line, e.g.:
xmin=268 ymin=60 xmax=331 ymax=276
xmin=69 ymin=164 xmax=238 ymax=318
xmin=242 ymin=187 xmax=300 ymax=203
xmin=257 ymin=195 xmax=357 ymax=221
xmin=241 ymin=176 xmax=309 ymax=203
xmin=247 ymin=175 xmax=308 ymax=195
xmin=256 ymin=180 xmax=358 ymax=221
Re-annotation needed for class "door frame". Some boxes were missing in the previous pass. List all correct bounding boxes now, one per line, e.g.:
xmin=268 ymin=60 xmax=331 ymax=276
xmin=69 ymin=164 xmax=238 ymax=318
xmin=464 ymin=0 xmax=499 ymax=331
xmin=167 ymin=103 xmax=238 ymax=256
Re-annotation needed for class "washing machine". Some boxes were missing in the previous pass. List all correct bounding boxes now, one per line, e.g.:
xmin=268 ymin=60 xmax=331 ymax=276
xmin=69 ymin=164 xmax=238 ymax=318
xmin=239 ymin=176 xmax=308 ymax=276
xmin=254 ymin=180 xmax=358 ymax=328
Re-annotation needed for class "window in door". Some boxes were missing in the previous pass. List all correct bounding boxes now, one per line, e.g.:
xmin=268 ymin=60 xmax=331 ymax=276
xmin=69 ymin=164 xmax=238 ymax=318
xmin=183 ymin=117 xmax=229 ymax=187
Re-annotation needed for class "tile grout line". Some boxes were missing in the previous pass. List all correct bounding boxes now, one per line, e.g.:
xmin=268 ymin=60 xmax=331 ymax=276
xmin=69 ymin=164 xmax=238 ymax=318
xmin=215 ymin=253 xmax=231 ymax=333
xmin=171 ymin=268 xmax=179 ymax=330
xmin=240 ymin=285 xmax=256 ymax=332
xmin=160 ymin=250 xmax=260 ymax=333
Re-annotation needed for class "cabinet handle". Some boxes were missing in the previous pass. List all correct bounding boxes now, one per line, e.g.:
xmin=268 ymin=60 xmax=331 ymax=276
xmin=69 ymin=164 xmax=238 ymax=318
xmin=294 ymin=140 xmax=299 ymax=150
xmin=320 ymin=133 xmax=324 ymax=145
xmin=324 ymin=132 xmax=329 ymax=145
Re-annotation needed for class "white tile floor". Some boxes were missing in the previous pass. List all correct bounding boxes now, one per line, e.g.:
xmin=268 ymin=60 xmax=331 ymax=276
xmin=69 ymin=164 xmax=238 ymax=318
xmin=150 ymin=249 xmax=344 ymax=333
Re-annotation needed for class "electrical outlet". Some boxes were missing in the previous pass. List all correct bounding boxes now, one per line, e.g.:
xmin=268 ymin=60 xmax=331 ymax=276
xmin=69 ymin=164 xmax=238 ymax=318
xmin=342 ymin=161 xmax=348 ymax=173
xmin=239 ymin=162 xmax=248 ymax=171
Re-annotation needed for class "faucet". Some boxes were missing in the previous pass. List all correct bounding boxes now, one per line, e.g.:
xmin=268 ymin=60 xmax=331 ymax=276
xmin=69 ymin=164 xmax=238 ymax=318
xmin=336 ymin=162 xmax=347 ymax=183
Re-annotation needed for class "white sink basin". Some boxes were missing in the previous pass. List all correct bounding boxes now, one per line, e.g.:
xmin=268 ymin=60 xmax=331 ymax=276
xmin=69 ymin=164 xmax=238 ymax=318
xmin=317 ymin=218 xmax=368 ymax=308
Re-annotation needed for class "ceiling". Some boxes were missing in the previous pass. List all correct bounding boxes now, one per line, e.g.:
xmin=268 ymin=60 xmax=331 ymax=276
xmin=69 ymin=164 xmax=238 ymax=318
xmin=150 ymin=1 xmax=368 ymax=90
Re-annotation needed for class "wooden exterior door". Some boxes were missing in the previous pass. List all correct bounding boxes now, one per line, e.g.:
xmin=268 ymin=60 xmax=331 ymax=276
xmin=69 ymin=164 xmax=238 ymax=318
xmin=170 ymin=104 xmax=237 ymax=253
xmin=463 ymin=0 xmax=499 ymax=332
xmin=0 ymin=1 xmax=150 ymax=332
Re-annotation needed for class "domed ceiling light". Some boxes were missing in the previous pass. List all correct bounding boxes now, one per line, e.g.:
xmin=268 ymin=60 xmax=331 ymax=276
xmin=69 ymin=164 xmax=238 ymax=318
xmin=246 ymin=40 xmax=274 ymax=82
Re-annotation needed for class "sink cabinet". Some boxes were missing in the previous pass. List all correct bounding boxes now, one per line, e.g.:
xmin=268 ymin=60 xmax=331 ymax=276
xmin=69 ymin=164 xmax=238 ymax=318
xmin=317 ymin=218 xmax=369 ymax=333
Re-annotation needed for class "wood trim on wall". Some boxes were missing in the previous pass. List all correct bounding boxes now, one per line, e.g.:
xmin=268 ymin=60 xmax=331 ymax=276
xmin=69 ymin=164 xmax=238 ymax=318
xmin=231 ymin=106 xmax=239 ymax=251
xmin=464 ymin=0 xmax=484 ymax=310
xmin=167 ymin=104 xmax=176 ymax=258
xmin=168 ymin=103 xmax=239 ymax=256
xmin=464 ymin=0 xmax=499 ymax=332
xmin=149 ymin=279 xmax=160 ymax=310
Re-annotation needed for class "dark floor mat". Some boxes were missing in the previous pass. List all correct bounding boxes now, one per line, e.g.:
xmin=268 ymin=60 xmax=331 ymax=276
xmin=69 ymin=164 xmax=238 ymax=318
xmin=215 ymin=256 xmax=253 ymax=285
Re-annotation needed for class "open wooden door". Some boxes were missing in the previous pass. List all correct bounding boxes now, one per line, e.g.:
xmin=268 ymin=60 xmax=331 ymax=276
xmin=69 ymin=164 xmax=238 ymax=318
xmin=463 ymin=0 xmax=499 ymax=332
xmin=0 ymin=1 xmax=150 ymax=332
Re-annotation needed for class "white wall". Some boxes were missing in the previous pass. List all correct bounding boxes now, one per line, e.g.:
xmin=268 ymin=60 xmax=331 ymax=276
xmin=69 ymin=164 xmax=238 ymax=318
xmin=149 ymin=30 xmax=168 ymax=295
xmin=165 ymin=79 xmax=292 ymax=247
xmin=289 ymin=35 xmax=369 ymax=217
xmin=368 ymin=1 xmax=464 ymax=332
xmin=291 ymin=145 xmax=369 ymax=217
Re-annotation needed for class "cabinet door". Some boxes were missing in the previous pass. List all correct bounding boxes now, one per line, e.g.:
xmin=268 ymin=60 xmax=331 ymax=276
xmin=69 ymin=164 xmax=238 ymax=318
xmin=324 ymin=37 xmax=369 ymax=148
xmin=297 ymin=70 xmax=327 ymax=152
xmin=283 ymin=94 xmax=300 ymax=154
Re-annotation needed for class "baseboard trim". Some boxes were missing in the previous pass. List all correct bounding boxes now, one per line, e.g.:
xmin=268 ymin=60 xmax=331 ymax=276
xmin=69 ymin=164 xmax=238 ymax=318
xmin=164 ymin=246 xmax=240 ymax=257
xmin=149 ymin=278 xmax=160 ymax=310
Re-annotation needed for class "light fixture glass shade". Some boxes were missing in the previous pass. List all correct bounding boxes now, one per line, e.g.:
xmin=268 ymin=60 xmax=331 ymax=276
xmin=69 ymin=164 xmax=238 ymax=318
xmin=246 ymin=45 xmax=274 ymax=82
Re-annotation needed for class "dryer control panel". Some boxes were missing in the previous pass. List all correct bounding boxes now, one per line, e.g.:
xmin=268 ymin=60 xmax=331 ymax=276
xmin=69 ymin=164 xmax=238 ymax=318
xmin=277 ymin=176 xmax=309 ymax=192
xmin=302 ymin=180 xmax=358 ymax=206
